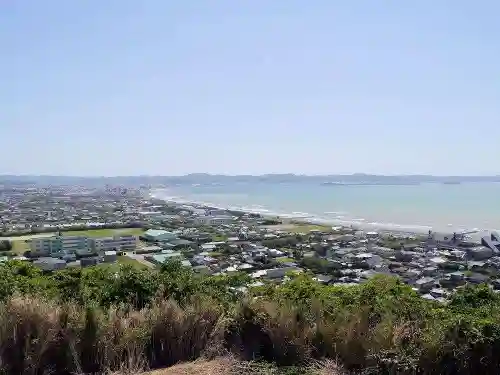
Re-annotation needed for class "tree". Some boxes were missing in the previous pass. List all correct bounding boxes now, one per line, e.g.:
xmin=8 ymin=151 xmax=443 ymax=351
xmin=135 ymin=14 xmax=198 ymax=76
xmin=449 ymin=283 xmax=500 ymax=309
xmin=158 ymin=259 xmax=200 ymax=304
xmin=293 ymin=248 xmax=303 ymax=260
xmin=0 ymin=240 xmax=12 ymax=251
xmin=2 ymin=260 xmax=57 ymax=298
xmin=108 ymin=265 xmax=158 ymax=308
xmin=51 ymin=268 xmax=84 ymax=303
xmin=0 ymin=265 xmax=15 ymax=301
xmin=81 ymin=267 xmax=117 ymax=306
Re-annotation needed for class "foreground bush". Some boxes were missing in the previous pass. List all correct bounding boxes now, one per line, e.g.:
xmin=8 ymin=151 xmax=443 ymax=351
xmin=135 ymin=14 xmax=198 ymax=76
xmin=1 ymin=260 xmax=500 ymax=374
xmin=0 ymin=296 xmax=223 ymax=375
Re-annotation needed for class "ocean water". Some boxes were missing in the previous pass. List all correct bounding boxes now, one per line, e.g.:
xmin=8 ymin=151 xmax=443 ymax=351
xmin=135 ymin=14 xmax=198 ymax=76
xmin=151 ymin=182 xmax=500 ymax=234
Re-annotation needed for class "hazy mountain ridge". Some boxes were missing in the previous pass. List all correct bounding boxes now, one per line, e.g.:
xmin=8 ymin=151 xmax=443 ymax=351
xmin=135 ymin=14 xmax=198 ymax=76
xmin=1 ymin=174 xmax=500 ymax=187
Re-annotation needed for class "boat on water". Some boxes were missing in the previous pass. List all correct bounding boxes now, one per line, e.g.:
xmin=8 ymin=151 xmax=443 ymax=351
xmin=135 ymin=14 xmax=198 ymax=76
xmin=320 ymin=182 xmax=345 ymax=186
xmin=442 ymin=181 xmax=461 ymax=185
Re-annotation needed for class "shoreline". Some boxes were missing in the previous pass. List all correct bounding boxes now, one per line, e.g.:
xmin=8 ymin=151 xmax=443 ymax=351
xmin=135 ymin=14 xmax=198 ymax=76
xmin=150 ymin=190 xmax=488 ymax=240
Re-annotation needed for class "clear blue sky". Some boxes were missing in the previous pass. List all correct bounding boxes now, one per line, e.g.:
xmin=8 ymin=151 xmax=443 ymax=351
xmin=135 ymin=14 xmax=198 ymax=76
xmin=2 ymin=1 xmax=500 ymax=176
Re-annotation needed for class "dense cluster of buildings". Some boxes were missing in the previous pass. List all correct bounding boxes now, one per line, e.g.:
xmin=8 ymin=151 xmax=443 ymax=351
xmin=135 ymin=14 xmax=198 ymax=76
xmin=297 ymin=230 xmax=500 ymax=301
xmin=3 ymin=182 xmax=500 ymax=301
xmin=0 ymin=184 xmax=146 ymax=235
xmin=127 ymin=201 xmax=500 ymax=300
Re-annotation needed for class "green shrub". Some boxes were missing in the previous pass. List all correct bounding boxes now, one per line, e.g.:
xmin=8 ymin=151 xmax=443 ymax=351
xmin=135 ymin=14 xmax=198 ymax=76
xmin=0 ymin=259 xmax=499 ymax=373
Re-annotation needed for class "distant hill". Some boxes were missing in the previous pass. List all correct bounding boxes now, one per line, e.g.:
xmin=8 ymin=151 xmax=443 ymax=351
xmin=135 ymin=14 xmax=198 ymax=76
xmin=1 ymin=173 xmax=500 ymax=187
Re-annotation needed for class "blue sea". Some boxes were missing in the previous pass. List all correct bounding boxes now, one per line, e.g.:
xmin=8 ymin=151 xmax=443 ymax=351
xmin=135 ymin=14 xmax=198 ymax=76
xmin=152 ymin=182 xmax=500 ymax=235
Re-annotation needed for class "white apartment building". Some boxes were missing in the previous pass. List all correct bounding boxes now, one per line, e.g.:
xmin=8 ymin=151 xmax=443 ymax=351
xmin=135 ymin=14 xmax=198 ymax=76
xmin=194 ymin=215 xmax=233 ymax=226
xmin=90 ymin=235 xmax=138 ymax=252
xmin=30 ymin=235 xmax=92 ymax=255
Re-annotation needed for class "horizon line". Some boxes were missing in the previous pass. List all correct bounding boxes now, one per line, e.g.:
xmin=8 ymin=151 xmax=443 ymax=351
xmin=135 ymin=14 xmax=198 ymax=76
xmin=1 ymin=173 xmax=500 ymax=178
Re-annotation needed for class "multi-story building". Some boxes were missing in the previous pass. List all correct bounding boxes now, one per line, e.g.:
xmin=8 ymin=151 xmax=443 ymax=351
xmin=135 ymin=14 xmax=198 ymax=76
xmin=90 ymin=235 xmax=138 ymax=252
xmin=30 ymin=235 xmax=91 ymax=255
xmin=29 ymin=234 xmax=138 ymax=256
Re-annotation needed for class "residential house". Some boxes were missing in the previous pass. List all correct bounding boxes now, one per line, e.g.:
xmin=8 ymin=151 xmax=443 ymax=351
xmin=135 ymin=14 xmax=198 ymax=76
xmin=468 ymin=246 xmax=494 ymax=261
xmin=146 ymin=252 xmax=183 ymax=265
xmin=415 ymin=277 xmax=436 ymax=293
xmin=395 ymin=250 xmax=416 ymax=263
xmin=313 ymin=275 xmax=333 ymax=284
xmin=265 ymin=267 xmax=302 ymax=279
xmin=136 ymin=245 xmax=162 ymax=254
xmin=353 ymin=253 xmax=382 ymax=268
xmin=103 ymin=251 xmax=117 ymax=263
xmin=33 ymin=257 xmax=67 ymax=271
xmin=467 ymin=273 xmax=490 ymax=284
xmin=164 ymin=238 xmax=193 ymax=249
xmin=81 ymin=257 xmax=100 ymax=267
xmin=200 ymin=243 xmax=217 ymax=252
xmin=192 ymin=265 xmax=212 ymax=274
xmin=448 ymin=271 xmax=465 ymax=282
xmin=194 ymin=215 xmax=233 ymax=226
xmin=422 ymin=266 xmax=439 ymax=276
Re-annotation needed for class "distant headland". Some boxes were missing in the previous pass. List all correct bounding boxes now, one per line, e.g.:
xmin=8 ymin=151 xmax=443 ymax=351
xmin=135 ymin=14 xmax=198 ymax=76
xmin=0 ymin=173 xmax=499 ymax=186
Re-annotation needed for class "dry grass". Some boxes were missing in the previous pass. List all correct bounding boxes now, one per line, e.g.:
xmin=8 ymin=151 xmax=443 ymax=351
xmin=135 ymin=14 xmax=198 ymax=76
xmin=0 ymin=293 xmax=425 ymax=375
xmin=0 ymin=296 xmax=224 ymax=375
xmin=0 ymin=294 xmax=350 ymax=374
xmin=144 ymin=358 xmax=345 ymax=375
xmin=0 ymin=293 xmax=432 ymax=375
xmin=145 ymin=358 xmax=236 ymax=375
xmin=307 ymin=360 xmax=345 ymax=375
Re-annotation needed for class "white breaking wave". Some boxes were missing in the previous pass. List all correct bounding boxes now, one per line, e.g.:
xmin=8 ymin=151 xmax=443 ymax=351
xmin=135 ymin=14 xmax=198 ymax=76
xmin=149 ymin=188 xmax=497 ymax=235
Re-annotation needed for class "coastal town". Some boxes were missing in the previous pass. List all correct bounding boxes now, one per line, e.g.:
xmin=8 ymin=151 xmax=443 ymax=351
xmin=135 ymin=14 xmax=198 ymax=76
xmin=2 ymin=182 xmax=500 ymax=302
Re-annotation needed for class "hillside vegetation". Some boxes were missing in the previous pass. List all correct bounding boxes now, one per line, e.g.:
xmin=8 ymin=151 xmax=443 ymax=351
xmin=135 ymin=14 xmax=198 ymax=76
xmin=0 ymin=259 xmax=499 ymax=374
